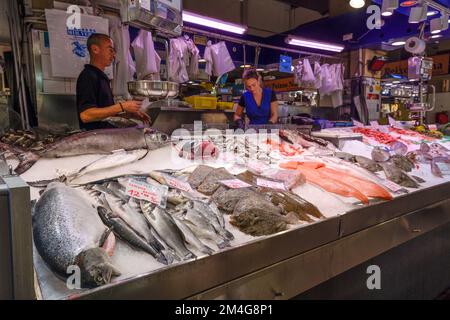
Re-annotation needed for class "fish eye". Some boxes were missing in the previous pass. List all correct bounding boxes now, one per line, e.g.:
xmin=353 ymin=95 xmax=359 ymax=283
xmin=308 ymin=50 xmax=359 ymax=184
xmin=96 ymin=276 xmax=103 ymax=283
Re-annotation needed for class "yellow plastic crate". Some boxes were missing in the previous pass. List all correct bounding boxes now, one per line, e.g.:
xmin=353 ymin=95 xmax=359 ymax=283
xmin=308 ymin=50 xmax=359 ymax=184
xmin=184 ymin=96 xmax=217 ymax=109
xmin=217 ymin=102 xmax=235 ymax=110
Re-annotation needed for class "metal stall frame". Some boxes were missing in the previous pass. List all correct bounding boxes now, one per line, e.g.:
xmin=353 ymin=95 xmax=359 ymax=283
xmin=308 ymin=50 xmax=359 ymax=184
xmin=0 ymin=162 xmax=35 ymax=300
xmin=48 ymin=182 xmax=449 ymax=300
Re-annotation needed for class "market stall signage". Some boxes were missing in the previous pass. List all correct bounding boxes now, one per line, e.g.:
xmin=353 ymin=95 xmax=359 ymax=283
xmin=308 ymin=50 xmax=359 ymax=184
xmin=382 ymin=54 xmax=449 ymax=77
xmin=256 ymin=178 xmax=286 ymax=191
xmin=220 ymin=179 xmax=252 ymax=189
xmin=279 ymin=55 xmax=293 ymax=73
xmin=45 ymin=9 xmax=111 ymax=79
xmin=194 ymin=35 xmax=208 ymax=46
xmin=126 ymin=179 xmax=168 ymax=208
xmin=264 ymin=77 xmax=301 ymax=93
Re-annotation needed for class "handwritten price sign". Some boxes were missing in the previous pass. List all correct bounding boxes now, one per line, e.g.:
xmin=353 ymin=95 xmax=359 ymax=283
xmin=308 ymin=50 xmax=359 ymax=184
xmin=165 ymin=175 xmax=193 ymax=192
xmin=256 ymin=178 xmax=286 ymax=191
xmin=126 ymin=179 xmax=168 ymax=208
xmin=219 ymin=179 xmax=252 ymax=189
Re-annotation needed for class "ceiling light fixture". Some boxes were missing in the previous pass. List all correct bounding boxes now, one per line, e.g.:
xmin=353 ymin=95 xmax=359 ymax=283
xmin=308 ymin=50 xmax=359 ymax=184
xmin=431 ymin=34 xmax=443 ymax=38
xmin=349 ymin=0 xmax=365 ymax=9
xmin=391 ymin=40 xmax=406 ymax=46
xmin=409 ymin=2 xmax=428 ymax=24
xmin=382 ymin=0 xmax=398 ymax=17
xmin=286 ymin=36 xmax=345 ymax=52
xmin=182 ymin=11 xmax=247 ymax=34
xmin=427 ymin=11 xmax=438 ymax=16
xmin=430 ymin=13 xmax=449 ymax=34
xmin=401 ymin=0 xmax=418 ymax=7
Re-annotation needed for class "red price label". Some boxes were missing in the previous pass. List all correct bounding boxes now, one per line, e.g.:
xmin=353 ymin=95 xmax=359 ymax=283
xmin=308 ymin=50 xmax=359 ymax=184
xmin=220 ymin=179 xmax=252 ymax=189
xmin=165 ymin=176 xmax=192 ymax=192
xmin=126 ymin=179 xmax=168 ymax=207
xmin=256 ymin=178 xmax=286 ymax=191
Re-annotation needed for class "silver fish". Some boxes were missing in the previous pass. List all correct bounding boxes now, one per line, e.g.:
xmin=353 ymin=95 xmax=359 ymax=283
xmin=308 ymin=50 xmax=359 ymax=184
xmin=140 ymin=200 xmax=196 ymax=261
xmin=380 ymin=162 xmax=419 ymax=188
xmin=171 ymin=215 xmax=215 ymax=256
xmin=15 ymin=127 xmax=169 ymax=174
xmin=33 ymin=183 xmax=121 ymax=288
xmin=372 ymin=147 xmax=391 ymax=162
xmin=192 ymin=200 xmax=233 ymax=241
xmin=97 ymin=206 xmax=167 ymax=265
xmin=176 ymin=203 xmax=230 ymax=249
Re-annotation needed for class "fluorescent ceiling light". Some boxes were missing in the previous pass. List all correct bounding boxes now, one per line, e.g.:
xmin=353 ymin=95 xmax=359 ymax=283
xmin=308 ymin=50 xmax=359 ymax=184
xmin=198 ymin=59 xmax=207 ymax=63
xmin=286 ymin=36 xmax=344 ymax=52
xmin=182 ymin=11 xmax=247 ymax=34
xmin=256 ymin=68 xmax=265 ymax=72
xmin=349 ymin=0 xmax=365 ymax=9
xmin=391 ymin=41 xmax=406 ymax=46
xmin=240 ymin=64 xmax=252 ymax=68
xmin=431 ymin=34 xmax=443 ymax=38
xmin=382 ymin=0 xmax=398 ymax=16
xmin=409 ymin=4 xmax=428 ymax=23
xmin=427 ymin=11 xmax=438 ymax=16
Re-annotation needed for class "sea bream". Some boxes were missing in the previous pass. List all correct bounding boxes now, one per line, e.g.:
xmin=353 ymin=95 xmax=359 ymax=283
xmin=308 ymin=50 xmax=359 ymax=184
xmin=33 ymin=183 xmax=121 ymax=288
xmin=13 ymin=127 xmax=169 ymax=174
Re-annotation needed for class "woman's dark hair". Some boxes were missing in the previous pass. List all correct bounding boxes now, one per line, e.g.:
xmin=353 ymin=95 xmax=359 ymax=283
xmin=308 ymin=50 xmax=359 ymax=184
xmin=242 ymin=68 xmax=260 ymax=81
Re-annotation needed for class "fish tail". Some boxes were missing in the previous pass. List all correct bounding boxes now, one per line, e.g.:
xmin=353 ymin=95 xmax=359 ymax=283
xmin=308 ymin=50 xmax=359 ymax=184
xmin=201 ymin=245 xmax=215 ymax=256
xmin=15 ymin=151 xmax=40 ymax=174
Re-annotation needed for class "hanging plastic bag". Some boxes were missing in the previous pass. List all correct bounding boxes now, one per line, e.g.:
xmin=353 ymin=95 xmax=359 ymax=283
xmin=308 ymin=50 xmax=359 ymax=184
xmin=131 ymin=30 xmax=159 ymax=80
xmin=314 ymin=61 xmax=322 ymax=90
xmin=210 ymin=41 xmax=235 ymax=77
xmin=168 ymin=38 xmax=189 ymax=83
xmin=109 ymin=16 xmax=134 ymax=97
xmin=301 ymin=58 xmax=315 ymax=86
xmin=319 ymin=64 xmax=333 ymax=96
xmin=203 ymin=41 xmax=213 ymax=76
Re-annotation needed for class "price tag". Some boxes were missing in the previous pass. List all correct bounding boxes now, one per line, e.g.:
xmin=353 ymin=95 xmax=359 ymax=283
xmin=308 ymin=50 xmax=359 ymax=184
xmin=370 ymin=121 xmax=380 ymax=129
xmin=382 ymin=180 xmax=404 ymax=193
xmin=126 ymin=179 xmax=168 ymax=208
xmin=428 ymin=124 xmax=438 ymax=131
xmin=388 ymin=116 xmax=397 ymax=127
xmin=256 ymin=178 xmax=286 ymax=191
xmin=247 ymin=160 xmax=270 ymax=173
xmin=352 ymin=119 xmax=365 ymax=128
xmin=165 ymin=175 xmax=193 ymax=192
xmin=436 ymin=162 xmax=450 ymax=176
xmin=219 ymin=179 xmax=252 ymax=189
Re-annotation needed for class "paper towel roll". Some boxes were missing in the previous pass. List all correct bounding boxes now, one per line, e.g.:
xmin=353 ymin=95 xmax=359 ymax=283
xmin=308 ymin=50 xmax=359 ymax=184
xmin=405 ymin=37 xmax=426 ymax=54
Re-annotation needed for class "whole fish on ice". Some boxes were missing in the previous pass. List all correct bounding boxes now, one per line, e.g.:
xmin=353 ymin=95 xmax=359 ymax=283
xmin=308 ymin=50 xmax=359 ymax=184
xmin=14 ymin=127 xmax=169 ymax=174
xmin=33 ymin=183 xmax=121 ymax=288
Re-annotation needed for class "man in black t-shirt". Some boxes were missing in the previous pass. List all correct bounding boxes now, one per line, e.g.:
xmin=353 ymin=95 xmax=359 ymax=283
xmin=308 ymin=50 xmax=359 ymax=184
xmin=76 ymin=33 xmax=150 ymax=130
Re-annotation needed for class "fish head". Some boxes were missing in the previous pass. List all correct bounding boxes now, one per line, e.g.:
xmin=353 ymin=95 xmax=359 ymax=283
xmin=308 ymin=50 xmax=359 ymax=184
xmin=76 ymin=247 xmax=121 ymax=288
xmin=143 ymin=129 xmax=169 ymax=144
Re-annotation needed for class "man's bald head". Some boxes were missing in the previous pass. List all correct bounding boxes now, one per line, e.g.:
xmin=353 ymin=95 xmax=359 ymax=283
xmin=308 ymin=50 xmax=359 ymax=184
xmin=86 ymin=33 xmax=115 ymax=69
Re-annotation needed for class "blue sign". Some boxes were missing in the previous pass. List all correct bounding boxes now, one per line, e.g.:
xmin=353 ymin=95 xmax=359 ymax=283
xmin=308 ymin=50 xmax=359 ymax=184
xmin=279 ymin=55 xmax=293 ymax=73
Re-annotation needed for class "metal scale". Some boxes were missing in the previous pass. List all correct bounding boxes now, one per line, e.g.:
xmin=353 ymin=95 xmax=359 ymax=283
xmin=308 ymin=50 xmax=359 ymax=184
xmin=406 ymin=56 xmax=436 ymax=125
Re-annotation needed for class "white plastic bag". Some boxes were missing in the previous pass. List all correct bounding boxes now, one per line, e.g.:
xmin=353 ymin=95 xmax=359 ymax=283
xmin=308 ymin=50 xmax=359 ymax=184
xmin=168 ymin=38 xmax=189 ymax=83
xmin=109 ymin=16 xmax=134 ymax=97
xmin=131 ymin=30 xmax=159 ymax=80
xmin=210 ymin=41 xmax=235 ymax=77
xmin=314 ymin=61 xmax=322 ymax=90
xmin=319 ymin=64 xmax=333 ymax=96
xmin=301 ymin=58 xmax=315 ymax=84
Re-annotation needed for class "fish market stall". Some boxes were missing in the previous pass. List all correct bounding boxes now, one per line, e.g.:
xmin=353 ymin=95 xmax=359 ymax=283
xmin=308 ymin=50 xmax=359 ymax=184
xmin=1 ymin=123 xmax=449 ymax=300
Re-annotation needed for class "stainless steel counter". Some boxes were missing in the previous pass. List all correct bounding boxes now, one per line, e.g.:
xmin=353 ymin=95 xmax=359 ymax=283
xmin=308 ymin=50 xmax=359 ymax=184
xmin=30 ymin=182 xmax=449 ymax=300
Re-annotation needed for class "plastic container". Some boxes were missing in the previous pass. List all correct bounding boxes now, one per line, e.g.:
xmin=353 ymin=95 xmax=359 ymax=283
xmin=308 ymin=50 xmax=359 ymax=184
xmin=217 ymin=102 xmax=235 ymax=110
xmin=184 ymin=96 xmax=217 ymax=109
